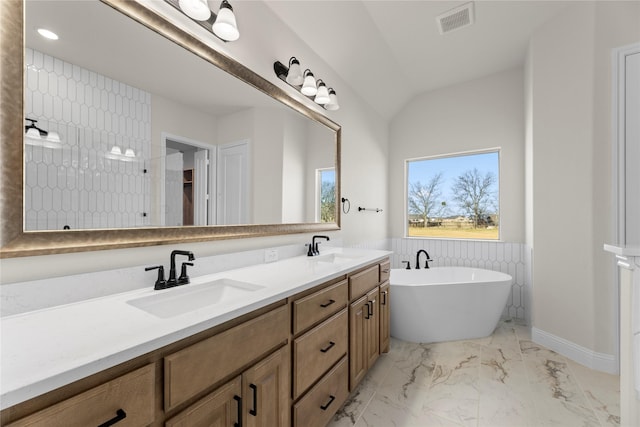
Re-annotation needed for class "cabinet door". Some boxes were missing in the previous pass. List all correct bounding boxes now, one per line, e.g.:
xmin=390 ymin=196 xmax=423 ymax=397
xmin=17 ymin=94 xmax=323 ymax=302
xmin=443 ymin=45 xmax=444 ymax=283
xmin=379 ymin=281 xmax=390 ymax=353
xmin=349 ymin=295 xmax=369 ymax=390
xmin=243 ymin=346 xmax=289 ymax=427
xmin=165 ymin=376 xmax=242 ymax=427
xmin=365 ymin=287 xmax=380 ymax=369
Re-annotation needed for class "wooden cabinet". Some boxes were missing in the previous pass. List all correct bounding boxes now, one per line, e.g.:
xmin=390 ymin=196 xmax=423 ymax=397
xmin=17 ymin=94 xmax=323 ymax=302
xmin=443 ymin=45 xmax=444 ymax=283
xmin=243 ymin=346 xmax=289 ymax=427
xmin=6 ymin=364 xmax=155 ymax=427
xmin=292 ymin=357 xmax=349 ymax=427
xmin=289 ymin=278 xmax=350 ymax=426
xmin=379 ymin=281 xmax=391 ymax=354
xmin=349 ymin=288 xmax=380 ymax=390
xmin=164 ymin=305 xmax=288 ymax=411
xmin=165 ymin=376 xmax=242 ymax=427
xmin=167 ymin=346 xmax=289 ymax=427
xmin=348 ymin=259 xmax=391 ymax=391
xmin=2 ymin=257 xmax=390 ymax=427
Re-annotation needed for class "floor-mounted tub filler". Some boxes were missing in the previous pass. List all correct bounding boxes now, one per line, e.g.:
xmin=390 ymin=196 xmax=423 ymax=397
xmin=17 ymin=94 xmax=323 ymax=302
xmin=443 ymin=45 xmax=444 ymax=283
xmin=390 ymin=267 xmax=512 ymax=343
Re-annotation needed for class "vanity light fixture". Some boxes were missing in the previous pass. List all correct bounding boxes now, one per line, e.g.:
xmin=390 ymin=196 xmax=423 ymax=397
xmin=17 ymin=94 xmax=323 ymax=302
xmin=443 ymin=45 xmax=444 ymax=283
xmin=301 ymin=70 xmax=317 ymax=96
xmin=273 ymin=58 xmax=340 ymax=111
xmin=178 ymin=0 xmax=211 ymax=21
xmin=167 ymin=0 xmax=239 ymax=42
xmin=325 ymin=88 xmax=340 ymax=111
xmin=106 ymin=145 xmax=138 ymax=162
xmin=24 ymin=118 xmax=62 ymax=148
xmin=314 ymin=80 xmax=330 ymax=105
xmin=212 ymin=0 xmax=239 ymax=42
xmin=285 ymin=57 xmax=303 ymax=86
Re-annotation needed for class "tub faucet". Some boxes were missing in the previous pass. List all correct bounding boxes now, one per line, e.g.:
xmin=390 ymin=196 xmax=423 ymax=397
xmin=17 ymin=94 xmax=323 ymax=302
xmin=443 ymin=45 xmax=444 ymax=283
xmin=416 ymin=250 xmax=432 ymax=269
xmin=167 ymin=250 xmax=195 ymax=287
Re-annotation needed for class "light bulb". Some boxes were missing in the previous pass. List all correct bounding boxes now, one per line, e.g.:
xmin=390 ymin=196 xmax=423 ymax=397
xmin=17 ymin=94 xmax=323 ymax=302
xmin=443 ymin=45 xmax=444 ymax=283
xmin=286 ymin=57 xmax=303 ymax=86
xmin=124 ymin=148 xmax=136 ymax=158
xmin=37 ymin=28 xmax=59 ymax=40
xmin=314 ymin=80 xmax=330 ymax=104
xmin=301 ymin=70 xmax=317 ymax=96
xmin=212 ymin=0 xmax=239 ymax=41
xmin=110 ymin=146 xmax=122 ymax=156
xmin=178 ymin=0 xmax=211 ymax=20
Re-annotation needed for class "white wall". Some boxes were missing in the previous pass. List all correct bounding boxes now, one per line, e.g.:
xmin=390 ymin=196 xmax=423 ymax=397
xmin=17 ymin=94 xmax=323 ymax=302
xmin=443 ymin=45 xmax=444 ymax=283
xmin=0 ymin=0 xmax=389 ymax=284
xmin=389 ymin=67 xmax=525 ymax=243
xmin=528 ymin=1 xmax=640 ymax=364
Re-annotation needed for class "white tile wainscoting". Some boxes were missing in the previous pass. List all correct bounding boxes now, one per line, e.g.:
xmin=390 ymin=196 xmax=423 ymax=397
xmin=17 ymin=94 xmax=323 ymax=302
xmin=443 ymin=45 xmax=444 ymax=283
xmin=388 ymin=239 xmax=529 ymax=322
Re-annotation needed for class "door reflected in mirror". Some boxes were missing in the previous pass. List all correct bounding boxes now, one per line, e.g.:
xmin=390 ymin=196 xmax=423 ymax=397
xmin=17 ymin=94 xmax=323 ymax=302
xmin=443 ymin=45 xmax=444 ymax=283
xmin=23 ymin=0 xmax=337 ymax=232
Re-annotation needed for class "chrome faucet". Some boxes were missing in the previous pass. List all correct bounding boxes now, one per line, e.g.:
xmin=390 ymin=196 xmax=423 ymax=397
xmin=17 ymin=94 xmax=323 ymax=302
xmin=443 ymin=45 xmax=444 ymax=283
xmin=415 ymin=249 xmax=432 ymax=269
xmin=167 ymin=250 xmax=195 ymax=287
xmin=308 ymin=235 xmax=330 ymax=256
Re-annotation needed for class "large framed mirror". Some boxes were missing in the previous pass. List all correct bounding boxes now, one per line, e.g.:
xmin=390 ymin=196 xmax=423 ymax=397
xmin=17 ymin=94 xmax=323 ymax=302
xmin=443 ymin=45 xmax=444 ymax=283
xmin=0 ymin=0 xmax=341 ymax=258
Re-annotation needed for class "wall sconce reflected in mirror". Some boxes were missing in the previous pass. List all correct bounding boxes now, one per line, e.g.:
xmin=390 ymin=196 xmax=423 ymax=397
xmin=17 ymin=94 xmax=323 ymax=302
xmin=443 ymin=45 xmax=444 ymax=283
xmin=105 ymin=145 xmax=138 ymax=162
xmin=166 ymin=0 xmax=239 ymax=42
xmin=273 ymin=58 xmax=340 ymax=111
xmin=24 ymin=118 xmax=62 ymax=149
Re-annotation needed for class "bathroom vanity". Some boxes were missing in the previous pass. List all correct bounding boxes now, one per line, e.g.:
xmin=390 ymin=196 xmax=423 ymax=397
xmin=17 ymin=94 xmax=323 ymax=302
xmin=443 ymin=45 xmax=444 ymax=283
xmin=0 ymin=249 xmax=391 ymax=427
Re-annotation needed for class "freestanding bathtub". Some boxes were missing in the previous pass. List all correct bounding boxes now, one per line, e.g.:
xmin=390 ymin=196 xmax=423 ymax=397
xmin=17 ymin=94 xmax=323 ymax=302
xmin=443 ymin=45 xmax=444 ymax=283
xmin=390 ymin=267 xmax=512 ymax=343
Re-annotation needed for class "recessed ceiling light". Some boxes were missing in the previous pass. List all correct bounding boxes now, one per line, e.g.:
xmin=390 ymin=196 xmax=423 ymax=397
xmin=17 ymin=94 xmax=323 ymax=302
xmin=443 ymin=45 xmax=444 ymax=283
xmin=37 ymin=28 xmax=59 ymax=40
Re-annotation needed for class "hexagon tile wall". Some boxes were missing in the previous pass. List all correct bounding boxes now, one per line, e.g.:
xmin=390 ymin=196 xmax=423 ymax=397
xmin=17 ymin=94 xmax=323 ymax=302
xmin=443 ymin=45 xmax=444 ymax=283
xmin=24 ymin=48 xmax=151 ymax=231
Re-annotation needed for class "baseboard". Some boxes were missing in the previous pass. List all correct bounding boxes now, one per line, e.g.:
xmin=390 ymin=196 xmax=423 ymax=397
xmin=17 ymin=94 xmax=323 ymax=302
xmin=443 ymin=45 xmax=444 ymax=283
xmin=532 ymin=327 xmax=618 ymax=374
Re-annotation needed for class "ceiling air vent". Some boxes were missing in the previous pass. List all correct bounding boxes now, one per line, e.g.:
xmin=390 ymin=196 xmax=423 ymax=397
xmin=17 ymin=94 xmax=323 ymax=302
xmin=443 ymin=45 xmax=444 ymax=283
xmin=436 ymin=2 xmax=475 ymax=35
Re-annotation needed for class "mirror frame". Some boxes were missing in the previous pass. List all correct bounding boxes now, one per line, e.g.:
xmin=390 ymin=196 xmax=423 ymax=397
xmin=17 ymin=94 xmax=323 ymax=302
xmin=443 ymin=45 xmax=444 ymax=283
xmin=0 ymin=0 xmax=341 ymax=258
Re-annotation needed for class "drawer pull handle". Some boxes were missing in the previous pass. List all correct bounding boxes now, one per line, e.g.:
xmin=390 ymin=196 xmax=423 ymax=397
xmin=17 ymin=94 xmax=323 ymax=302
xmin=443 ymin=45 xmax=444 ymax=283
xmin=97 ymin=409 xmax=126 ymax=427
xmin=369 ymin=301 xmax=375 ymax=317
xmin=234 ymin=395 xmax=242 ymax=427
xmin=365 ymin=302 xmax=370 ymax=320
xmin=382 ymin=291 xmax=387 ymax=305
xmin=320 ymin=299 xmax=335 ymax=308
xmin=320 ymin=395 xmax=336 ymax=411
xmin=249 ymin=383 xmax=258 ymax=416
xmin=320 ymin=341 xmax=336 ymax=353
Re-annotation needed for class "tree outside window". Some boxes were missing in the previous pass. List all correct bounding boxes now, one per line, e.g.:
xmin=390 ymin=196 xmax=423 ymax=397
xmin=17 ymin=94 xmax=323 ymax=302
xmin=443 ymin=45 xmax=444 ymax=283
xmin=318 ymin=168 xmax=335 ymax=223
xmin=406 ymin=151 xmax=499 ymax=239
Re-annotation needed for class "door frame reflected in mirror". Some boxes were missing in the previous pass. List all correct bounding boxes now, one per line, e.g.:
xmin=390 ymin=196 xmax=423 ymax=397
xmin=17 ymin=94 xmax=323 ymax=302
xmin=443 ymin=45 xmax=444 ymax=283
xmin=0 ymin=0 xmax=341 ymax=258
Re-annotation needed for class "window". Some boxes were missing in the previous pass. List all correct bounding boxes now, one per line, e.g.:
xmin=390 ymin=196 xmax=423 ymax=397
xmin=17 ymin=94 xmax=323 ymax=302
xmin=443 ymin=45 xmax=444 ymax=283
xmin=406 ymin=150 xmax=499 ymax=239
xmin=317 ymin=168 xmax=336 ymax=223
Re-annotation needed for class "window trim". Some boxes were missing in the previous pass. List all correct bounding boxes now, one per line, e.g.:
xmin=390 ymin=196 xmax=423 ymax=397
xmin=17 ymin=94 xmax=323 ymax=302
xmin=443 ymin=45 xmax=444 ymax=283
xmin=404 ymin=148 xmax=502 ymax=241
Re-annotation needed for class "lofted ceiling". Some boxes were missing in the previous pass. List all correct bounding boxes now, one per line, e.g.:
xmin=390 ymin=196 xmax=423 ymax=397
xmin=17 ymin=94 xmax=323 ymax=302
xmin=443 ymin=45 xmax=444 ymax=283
xmin=264 ymin=0 xmax=573 ymax=119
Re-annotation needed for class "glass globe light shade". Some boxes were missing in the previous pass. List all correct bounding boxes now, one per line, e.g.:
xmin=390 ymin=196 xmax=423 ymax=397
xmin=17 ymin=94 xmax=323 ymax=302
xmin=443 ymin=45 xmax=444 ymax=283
xmin=178 ymin=0 xmax=211 ymax=21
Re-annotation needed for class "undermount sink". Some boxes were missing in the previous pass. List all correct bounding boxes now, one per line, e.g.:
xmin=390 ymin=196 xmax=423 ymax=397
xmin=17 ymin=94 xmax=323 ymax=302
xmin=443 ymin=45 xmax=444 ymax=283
xmin=127 ymin=278 xmax=265 ymax=319
xmin=312 ymin=253 xmax=361 ymax=264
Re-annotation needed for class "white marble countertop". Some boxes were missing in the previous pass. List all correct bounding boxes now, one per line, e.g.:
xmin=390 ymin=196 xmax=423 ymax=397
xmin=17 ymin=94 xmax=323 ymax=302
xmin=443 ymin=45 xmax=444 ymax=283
xmin=0 ymin=247 xmax=391 ymax=410
xmin=604 ymin=244 xmax=640 ymax=257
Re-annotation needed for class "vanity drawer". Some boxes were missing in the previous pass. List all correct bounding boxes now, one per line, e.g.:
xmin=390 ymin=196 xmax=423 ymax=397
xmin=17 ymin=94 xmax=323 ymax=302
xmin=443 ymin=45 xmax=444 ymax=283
xmin=292 ymin=356 xmax=348 ymax=427
xmin=349 ymin=265 xmax=379 ymax=300
xmin=293 ymin=308 xmax=347 ymax=399
xmin=379 ymin=260 xmax=390 ymax=283
xmin=7 ymin=364 xmax=155 ymax=427
xmin=164 ymin=304 xmax=288 ymax=411
xmin=292 ymin=279 xmax=348 ymax=335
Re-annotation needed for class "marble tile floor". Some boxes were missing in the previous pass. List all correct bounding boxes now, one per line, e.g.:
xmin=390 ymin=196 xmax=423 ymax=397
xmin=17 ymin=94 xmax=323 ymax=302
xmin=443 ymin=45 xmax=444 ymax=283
xmin=329 ymin=319 xmax=620 ymax=427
